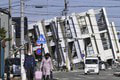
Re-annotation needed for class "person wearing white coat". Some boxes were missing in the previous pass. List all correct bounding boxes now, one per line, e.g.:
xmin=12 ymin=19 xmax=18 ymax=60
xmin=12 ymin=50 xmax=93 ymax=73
xmin=40 ymin=53 xmax=53 ymax=80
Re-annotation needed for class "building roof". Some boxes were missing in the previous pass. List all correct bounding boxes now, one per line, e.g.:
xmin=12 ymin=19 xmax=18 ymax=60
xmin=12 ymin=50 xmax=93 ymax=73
xmin=0 ymin=8 xmax=10 ymax=15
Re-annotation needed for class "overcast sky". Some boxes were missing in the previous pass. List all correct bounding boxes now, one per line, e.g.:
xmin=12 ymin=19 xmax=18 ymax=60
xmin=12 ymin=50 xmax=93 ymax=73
xmin=0 ymin=0 xmax=120 ymax=30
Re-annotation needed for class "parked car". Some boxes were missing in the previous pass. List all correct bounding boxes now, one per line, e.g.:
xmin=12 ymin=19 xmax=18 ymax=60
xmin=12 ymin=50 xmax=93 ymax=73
xmin=5 ymin=58 xmax=21 ymax=77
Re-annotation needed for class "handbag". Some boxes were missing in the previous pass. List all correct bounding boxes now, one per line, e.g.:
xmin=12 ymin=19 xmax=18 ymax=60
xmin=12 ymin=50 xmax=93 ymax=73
xmin=35 ymin=62 xmax=43 ymax=80
xmin=35 ymin=70 xmax=42 ymax=80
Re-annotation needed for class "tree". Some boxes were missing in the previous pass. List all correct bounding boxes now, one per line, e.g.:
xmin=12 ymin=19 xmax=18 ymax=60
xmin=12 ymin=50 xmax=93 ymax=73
xmin=0 ymin=27 xmax=11 ymax=48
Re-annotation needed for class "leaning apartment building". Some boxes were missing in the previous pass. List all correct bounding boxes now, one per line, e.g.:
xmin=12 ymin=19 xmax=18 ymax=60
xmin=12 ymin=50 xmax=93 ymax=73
xmin=28 ymin=8 xmax=120 ymax=70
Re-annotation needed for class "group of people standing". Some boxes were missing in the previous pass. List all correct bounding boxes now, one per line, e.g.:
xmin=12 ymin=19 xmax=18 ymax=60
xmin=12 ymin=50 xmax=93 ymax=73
xmin=24 ymin=49 xmax=53 ymax=80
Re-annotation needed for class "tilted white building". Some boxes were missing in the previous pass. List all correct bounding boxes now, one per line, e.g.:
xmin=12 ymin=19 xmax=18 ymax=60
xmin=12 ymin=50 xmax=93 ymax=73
xmin=28 ymin=8 xmax=120 ymax=70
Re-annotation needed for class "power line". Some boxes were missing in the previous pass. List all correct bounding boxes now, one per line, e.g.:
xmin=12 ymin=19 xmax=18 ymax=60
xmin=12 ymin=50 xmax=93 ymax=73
xmin=1 ymin=4 xmax=20 ymax=9
xmin=70 ymin=0 xmax=120 ymax=2
xmin=13 ymin=11 xmax=59 ymax=15
xmin=13 ymin=10 xmax=61 ymax=14
xmin=0 ymin=0 xmax=31 ymax=6
xmin=69 ymin=5 xmax=120 ymax=8
xmin=0 ymin=1 xmax=20 ymax=6
xmin=26 ymin=19 xmax=120 ymax=28
xmin=25 ymin=4 xmax=120 ymax=8
xmin=12 ymin=11 xmax=120 ymax=18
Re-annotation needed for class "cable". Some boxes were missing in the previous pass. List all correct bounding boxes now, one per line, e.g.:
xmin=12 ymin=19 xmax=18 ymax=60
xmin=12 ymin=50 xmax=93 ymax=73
xmin=25 ymin=4 xmax=120 ymax=8
xmin=0 ymin=1 xmax=20 ymax=6
xmin=69 ymin=0 xmax=120 ymax=2
xmin=12 ymin=10 xmax=120 ymax=19
xmin=13 ymin=9 xmax=61 ymax=14
xmin=13 ymin=12 xmax=60 ymax=16
xmin=0 ymin=0 xmax=30 ymax=6
xmin=1 ymin=4 xmax=20 ymax=9
xmin=26 ymin=21 xmax=120 ymax=31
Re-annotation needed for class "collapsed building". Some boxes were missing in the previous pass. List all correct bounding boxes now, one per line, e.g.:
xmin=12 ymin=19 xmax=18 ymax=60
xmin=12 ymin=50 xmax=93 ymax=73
xmin=28 ymin=8 xmax=120 ymax=70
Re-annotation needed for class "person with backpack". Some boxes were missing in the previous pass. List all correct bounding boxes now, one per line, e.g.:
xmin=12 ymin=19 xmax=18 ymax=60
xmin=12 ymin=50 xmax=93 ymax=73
xmin=24 ymin=50 xmax=36 ymax=80
xmin=40 ymin=53 xmax=53 ymax=80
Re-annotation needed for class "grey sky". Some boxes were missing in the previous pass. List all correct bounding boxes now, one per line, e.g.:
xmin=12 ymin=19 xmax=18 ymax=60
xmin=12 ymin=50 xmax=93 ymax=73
xmin=0 ymin=0 xmax=120 ymax=30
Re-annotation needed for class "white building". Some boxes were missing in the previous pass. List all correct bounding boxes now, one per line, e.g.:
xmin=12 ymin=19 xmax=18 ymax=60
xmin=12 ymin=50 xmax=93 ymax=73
xmin=68 ymin=8 xmax=120 ymax=64
xmin=28 ymin=8 xmax=120 ymax=70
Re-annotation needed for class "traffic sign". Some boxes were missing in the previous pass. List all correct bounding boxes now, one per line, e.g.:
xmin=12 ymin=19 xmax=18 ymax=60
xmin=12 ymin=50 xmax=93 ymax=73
xmin=36 ymin=34 xmax=46 ymax=45
xmin=36 ymin=48 xmax=42 ymax=55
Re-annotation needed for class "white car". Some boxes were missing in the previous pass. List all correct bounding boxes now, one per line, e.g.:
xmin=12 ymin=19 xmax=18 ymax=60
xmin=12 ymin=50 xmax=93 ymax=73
xmin=84 ymin=57 xmax=99 ymax=75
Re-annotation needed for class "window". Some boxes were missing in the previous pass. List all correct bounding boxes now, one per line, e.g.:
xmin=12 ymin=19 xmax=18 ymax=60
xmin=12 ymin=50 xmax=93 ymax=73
xmin=59 ymin=20 xmax=66 ymax=37
xmin=95 ymin=13 xmax=107 ymax=31
xmin=72 ymin=44 xmax=78 ymax=59
xmin=87 ymin=43 xmax=94 ymax=55
xmin=86 ymin=59 xmax=98 ymax=64
xmin=45 ymin=25 xmax=51 ymax=32
xmin=77 ymin=16 xmax=89 ymax=34
xmin=100 ymin=33 xmax=111 ymax=50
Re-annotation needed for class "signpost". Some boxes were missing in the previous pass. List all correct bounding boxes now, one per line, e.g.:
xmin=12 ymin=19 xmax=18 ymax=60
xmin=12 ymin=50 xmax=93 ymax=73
xmin=36 ymin=48 xmax=42 ymax=55
xmin=35 ymin=34 xmax=46 ymax=60
xmin=36 ymin=34 xmax=46 ymax=46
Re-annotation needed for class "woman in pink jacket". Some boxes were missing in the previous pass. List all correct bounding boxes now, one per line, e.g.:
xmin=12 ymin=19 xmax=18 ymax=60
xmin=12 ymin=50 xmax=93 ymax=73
xmin=40 ymin=53 xmax=53 ymax=80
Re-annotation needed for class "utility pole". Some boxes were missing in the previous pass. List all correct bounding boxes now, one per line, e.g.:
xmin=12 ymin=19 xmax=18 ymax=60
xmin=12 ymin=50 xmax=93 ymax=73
xmin=64 ymin=0 xmax=70 ymax=71
xmin=20 ymin=0 xmax=26 ymax=80
xmin=56 ymin=19 xmax=60 ymax=70
xmin=9 ymin=0 xmax=13 ymax=56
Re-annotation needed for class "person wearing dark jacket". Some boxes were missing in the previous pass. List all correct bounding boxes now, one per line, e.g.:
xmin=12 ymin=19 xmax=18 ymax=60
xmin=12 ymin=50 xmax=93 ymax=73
xmin=24 ymin=51 xmax=36 ymax=80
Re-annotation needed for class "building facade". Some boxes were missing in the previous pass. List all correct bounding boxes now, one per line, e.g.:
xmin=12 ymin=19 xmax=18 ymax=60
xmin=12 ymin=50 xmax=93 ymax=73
xmin=28 ymin=8 xmax=120 ymax=70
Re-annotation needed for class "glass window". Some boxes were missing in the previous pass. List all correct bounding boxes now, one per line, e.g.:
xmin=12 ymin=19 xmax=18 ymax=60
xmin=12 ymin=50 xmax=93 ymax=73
xmin=77 ymin=16 xmax=89 ymax=34
xmin=100 ymin=33 xmax=111 ymax=50
xmin=86 ymin=59 xmax=98 ymax=64
xmin=72 ymin=43 xmax=78 ymax=59
xmin=95 ymin=13 xmax=107 ymax=31
xmin=87 ymin=44 xmax=94 ymax=55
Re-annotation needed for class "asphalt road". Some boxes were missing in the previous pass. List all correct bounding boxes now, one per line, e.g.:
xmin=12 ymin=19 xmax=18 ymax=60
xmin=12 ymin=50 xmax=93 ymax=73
xmin=53 ymin=69 xmax=120 ymax=80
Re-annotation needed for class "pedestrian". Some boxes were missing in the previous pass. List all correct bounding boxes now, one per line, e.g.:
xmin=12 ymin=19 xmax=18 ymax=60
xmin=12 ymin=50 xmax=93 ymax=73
xmin=24 ymin=50 xmax=36 ymax=80
xmin=40 ymin=53 xmax=53 ymax=80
